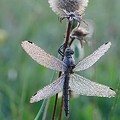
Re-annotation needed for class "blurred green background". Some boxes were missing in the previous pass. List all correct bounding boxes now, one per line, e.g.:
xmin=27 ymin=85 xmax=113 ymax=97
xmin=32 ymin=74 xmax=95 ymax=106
xmin=0 ymin=0 xmax=120 ymax=120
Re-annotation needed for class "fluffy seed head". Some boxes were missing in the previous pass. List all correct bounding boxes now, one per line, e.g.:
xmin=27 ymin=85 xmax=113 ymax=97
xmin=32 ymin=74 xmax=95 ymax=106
xmin=48 ymin=0 xmax=89 ymax=16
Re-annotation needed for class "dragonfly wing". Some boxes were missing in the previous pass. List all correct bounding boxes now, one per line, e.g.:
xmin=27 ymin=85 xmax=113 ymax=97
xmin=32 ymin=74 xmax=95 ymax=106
xmin=69 ymin=73 xmax=116 ymax=97
xmin=30 ymin=75 xmax=65 ymax=103
xmin=74 ymin=42 xmax=111 ymax=71
xmin=21 ymin=41 xmax=66 ymax=71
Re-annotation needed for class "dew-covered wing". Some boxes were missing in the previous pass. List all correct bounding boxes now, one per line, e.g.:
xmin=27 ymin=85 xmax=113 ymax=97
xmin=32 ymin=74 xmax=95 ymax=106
xmin=74 ymin=42 xmax=111 ymax=71
xmin=21 ymin=41 xmax=66 ymax=71
xmin=69 ymin=73 xmax=116 ymax=97
xmin=30 ymin=75 xmax=65 ymax=103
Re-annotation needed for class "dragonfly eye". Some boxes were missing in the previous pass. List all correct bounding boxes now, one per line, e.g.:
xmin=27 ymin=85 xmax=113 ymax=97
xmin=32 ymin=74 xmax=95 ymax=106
xmin=71 ymin=50 xmax=74 ymax=55
xmin=65 ymin=48 xmax=74 ymax=56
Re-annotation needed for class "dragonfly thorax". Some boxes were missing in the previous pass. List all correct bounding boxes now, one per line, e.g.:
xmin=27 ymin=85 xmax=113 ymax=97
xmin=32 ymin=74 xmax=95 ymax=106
xmin=63 ymin=48 xmax=75 ymax=73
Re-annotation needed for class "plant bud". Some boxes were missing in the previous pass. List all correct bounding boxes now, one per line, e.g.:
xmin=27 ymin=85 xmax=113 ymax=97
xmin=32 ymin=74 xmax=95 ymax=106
xmin=70 ymin=26 xmax=88 ymax=47
xmin=70 ymin=20 xmax=94 ymax=46
xmin=71 ymin=27 xmax=89 ymax=40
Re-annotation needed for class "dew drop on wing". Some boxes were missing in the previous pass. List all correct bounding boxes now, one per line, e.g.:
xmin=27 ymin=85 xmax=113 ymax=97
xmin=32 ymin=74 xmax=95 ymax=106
xmin=28 ymin=41 xmax=33 ymax=44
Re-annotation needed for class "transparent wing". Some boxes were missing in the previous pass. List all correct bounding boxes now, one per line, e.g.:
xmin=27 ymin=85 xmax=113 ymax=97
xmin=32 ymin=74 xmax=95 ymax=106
xmin=69 ymin=73 xmax=116 ymax=97
xmin=74 ymin=42 xmax=111 ymax=71
xmin=30 ymin=75 xmax=65 ymax=103
xmin=21 ymin=41 xmax=66 ymax=71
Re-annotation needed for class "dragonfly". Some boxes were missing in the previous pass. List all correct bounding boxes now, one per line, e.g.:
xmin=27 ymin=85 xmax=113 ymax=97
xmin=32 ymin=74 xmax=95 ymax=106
xmin=21 ymin=41 xmax=116 ymax=118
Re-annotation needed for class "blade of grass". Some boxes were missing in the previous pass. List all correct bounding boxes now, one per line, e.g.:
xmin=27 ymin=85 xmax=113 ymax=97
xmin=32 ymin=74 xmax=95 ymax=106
xmin=42 ymin=99 xmax=50 ymax=120
xmin=108 ymin=76 xmax=120 ymax=120
xmin=34 ymin=70 xmax=56 ymax=120
xmin=34 ymin=99 xmax=47 ymax=120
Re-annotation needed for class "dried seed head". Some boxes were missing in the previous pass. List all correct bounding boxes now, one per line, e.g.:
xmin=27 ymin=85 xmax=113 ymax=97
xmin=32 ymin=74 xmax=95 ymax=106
xmin=70 ymin=26 xmax=89 ymax=47
xmin=70 ymin=20 xmax=94 ymax=47
xmin=48 ymin=0 xmax=89 ymax=16
xmin=71 ymin=26 xmax=89 ymax=39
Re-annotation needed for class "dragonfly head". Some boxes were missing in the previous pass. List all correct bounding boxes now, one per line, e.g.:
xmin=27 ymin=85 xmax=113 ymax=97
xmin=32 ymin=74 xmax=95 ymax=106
xmin=65 ymin=48 xmax=74 ymax=56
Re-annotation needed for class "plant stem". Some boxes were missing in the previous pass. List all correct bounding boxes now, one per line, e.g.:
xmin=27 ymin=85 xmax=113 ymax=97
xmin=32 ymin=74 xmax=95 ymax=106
xmin=58 ymin=96 xmax=63 ymax=120
xmin=63 ymin=20 xmax=72 ymax=51
xmin=52 ymin=93 xmax=58 ymax=120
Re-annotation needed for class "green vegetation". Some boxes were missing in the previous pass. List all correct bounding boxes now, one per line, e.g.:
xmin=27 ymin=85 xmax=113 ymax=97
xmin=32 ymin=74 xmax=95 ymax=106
xmin=0 ymin=0 xmax=120 ymax=120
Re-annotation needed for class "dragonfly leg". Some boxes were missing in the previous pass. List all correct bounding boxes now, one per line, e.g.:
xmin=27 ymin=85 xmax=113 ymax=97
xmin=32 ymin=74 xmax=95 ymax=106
xmin=59 ymin=9 xmax=82 ymax=23
xmin=59 ymin=15 xmax=69 ymax=22
xmin=58 ymin=43 xmax=65 ymax=57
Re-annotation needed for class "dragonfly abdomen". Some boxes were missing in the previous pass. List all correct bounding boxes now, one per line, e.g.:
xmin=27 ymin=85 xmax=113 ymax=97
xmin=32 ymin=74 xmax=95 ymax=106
xmin=63 ymin=74 xmax=70 ymax=118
